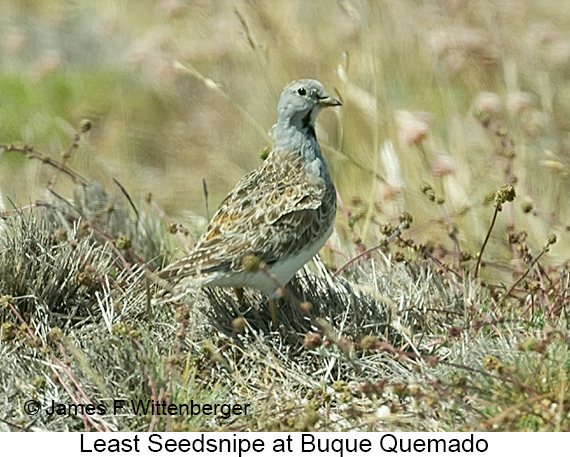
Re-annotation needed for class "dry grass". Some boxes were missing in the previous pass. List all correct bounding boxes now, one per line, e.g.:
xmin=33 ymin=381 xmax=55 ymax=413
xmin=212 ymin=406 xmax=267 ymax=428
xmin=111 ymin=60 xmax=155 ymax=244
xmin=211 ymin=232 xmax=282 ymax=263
xmin=0 ymin=170 xmax=568 ymax=432
xmin=1 ymin=0 xmax=570 ymax=432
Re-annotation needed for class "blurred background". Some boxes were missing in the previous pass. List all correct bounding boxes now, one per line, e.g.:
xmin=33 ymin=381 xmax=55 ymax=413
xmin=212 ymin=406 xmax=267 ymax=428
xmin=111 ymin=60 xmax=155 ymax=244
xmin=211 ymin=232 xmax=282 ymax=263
xmin=1 ymin=0 xmax=570 ymax=274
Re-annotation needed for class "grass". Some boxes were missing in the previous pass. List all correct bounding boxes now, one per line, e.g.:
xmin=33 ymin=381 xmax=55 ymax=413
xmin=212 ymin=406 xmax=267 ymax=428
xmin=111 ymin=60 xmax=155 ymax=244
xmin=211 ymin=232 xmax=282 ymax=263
xmin=1 ymin=0 xmax=570 ymax=432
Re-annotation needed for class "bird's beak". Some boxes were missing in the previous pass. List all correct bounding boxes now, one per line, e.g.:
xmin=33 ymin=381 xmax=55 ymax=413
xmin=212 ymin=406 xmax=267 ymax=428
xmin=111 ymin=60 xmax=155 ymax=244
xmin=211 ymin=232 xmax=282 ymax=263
xmin=318 ymin=95 xmax=342 ymax=107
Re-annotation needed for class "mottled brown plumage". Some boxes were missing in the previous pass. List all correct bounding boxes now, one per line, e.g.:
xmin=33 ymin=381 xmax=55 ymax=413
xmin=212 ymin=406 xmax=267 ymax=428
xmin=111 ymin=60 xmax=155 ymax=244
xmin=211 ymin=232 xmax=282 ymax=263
xmin=159 ymin=79 xmax=340 ymax=296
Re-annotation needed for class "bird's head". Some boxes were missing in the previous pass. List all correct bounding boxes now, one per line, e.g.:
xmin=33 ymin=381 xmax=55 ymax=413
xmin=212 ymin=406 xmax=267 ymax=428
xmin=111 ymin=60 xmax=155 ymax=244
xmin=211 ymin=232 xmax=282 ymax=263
xmin=277 ymin=79 xmax=341 ymax=134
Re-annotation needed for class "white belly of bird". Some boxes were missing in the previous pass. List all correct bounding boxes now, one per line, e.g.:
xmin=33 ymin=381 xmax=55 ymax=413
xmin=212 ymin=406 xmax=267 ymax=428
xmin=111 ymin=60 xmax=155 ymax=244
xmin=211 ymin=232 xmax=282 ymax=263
xmin=202 ymin=223 xmax=334 ymax=297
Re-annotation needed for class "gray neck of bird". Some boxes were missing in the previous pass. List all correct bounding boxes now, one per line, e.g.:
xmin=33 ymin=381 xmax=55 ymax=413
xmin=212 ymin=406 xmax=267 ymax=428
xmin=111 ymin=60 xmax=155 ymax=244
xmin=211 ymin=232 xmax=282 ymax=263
xmin=273 ymin=117 xmax=322 ymax=160
xmin=272 ymin=117 xmax=331 ymax=182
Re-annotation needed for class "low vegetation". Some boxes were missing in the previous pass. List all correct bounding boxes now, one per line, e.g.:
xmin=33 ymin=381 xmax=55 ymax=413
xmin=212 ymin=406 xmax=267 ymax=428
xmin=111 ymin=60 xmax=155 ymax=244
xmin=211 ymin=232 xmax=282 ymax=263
xmin=1 ymin=0 xmax=569 ymax=432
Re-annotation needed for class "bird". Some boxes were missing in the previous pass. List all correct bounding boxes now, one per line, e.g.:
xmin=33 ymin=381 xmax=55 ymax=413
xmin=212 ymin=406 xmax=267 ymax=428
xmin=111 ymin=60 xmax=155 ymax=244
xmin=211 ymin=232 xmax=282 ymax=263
xmin=159 ymin=79 xmax=341 ymax=302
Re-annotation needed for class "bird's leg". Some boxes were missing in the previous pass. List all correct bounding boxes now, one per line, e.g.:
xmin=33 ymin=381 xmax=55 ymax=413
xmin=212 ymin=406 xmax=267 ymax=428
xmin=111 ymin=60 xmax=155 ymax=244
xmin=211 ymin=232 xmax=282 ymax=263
xmin=269 ymin=298 xmax=279 ymax=328
xmin=233 ymin=287 xmax=244 ymax=302
xmin=233 ymin=286 xmax=249 ymax=313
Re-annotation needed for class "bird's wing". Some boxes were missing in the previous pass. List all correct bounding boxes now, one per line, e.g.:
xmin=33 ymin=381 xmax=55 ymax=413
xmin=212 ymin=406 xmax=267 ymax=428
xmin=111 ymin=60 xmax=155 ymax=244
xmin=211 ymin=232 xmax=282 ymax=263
xmin=159 ymin=151 xmax=334 ymax=281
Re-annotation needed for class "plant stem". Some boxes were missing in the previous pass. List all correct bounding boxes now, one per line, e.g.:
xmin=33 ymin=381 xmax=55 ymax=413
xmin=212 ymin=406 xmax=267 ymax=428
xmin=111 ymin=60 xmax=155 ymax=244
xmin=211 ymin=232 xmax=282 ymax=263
xmin=475 ymin=206 xmax=499 ymax=278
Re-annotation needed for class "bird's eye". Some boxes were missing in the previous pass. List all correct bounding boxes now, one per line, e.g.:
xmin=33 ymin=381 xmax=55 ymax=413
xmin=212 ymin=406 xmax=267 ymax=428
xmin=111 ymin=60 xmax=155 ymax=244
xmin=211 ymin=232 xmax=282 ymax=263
xmin=297 ymin=87 xmax=306 ymax=96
